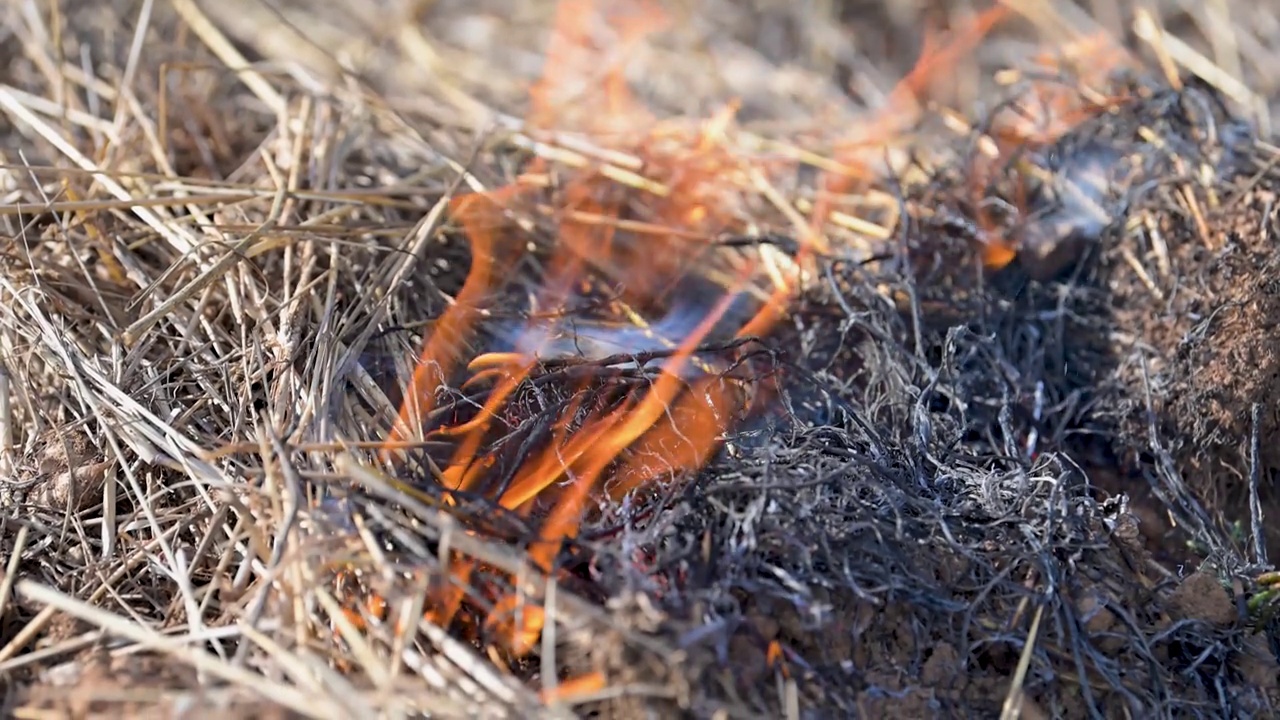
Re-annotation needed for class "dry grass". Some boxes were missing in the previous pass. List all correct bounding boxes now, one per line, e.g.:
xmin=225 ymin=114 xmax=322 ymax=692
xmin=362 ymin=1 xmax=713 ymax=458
xmin=1 ymin=0 xmax=1279 ymax=718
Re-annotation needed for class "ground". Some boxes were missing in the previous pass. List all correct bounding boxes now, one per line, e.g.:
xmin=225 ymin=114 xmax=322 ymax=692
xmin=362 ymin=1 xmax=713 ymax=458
xmin=1 ymin=1 xmax=1280 ymax=718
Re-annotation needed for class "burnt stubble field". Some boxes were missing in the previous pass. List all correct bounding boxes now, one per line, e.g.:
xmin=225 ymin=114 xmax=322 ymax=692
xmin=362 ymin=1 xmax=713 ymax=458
xmin=2 ymin=1 xmax=1280 ymax=718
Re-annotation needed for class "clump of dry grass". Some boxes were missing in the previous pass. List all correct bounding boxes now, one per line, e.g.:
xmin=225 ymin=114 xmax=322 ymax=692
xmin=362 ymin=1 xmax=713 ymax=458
xmin=1 ymin=1 xmax=1280 ymax=718
xmin=0 ymin=1 xmax=523 ymax=714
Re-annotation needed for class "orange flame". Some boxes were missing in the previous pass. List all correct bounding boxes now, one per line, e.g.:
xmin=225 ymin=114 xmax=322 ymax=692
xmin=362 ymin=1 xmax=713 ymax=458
xmin=528 ymin=0 xmax=668 ymax=136
xmin=811 ymin=6 xmax=1009 ymax=250
xmin=991 ymin=32 xmax=1136 ymax=148
xmin=364 ymin=0 xmax=1104 ymax=676
xmin=376 ymin=0 xmax=786 ymax=665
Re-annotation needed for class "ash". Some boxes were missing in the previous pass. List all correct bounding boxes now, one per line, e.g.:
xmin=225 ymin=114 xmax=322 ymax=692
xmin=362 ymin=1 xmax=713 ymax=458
xmin=317 ymin=78 xmax=1280 ymax=719
xmin=560 ymin=79 xmax=1278 ymax=718
xmin=317 ymin=79 xmax=1280 ymax=719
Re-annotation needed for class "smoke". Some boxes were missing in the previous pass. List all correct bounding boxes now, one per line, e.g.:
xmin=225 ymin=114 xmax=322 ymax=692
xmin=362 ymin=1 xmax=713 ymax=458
xmin=1016 ymin=141 xmax=1128 ymax=279
xmin=486 ymin=281 xmax=762 ymax=375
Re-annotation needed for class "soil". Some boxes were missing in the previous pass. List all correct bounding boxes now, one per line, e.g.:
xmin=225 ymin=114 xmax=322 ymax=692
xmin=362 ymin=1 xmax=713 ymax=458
xmin=1109 ymin=180 xmax=1280 ymax=560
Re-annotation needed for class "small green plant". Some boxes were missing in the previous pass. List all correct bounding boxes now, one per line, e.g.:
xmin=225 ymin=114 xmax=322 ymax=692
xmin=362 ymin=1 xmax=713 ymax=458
xmin=1247 ymin=571 xmax=1280 ymax=626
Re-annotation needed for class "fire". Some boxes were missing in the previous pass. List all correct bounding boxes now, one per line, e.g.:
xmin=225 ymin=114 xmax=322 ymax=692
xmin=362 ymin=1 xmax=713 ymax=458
xmin=977 ymin=31 xmax=1137 ymax=269
xmin=355 ymin=0 xmax=1098 ymax=686
xmin=803 ymin=3 xmax=1135 ymax=273
xmin=527 ymin=0 xmax=666 ymax=135
xmin=375 ymin=0 xmax=789 ymax=662
xmin=991 ymin=33 xmax=1137 ymax=147
xmin=811 ymin=6 xmax=1010 ymax=263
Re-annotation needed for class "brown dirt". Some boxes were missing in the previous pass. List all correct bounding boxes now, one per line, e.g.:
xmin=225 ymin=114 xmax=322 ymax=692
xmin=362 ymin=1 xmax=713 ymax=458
xmin=1 ymin=427 xmax=110 ymax=514
xmin=1168 ymin=571 xmax=1237 ymax=626
xmin=1104 ymin=136 xmax=1280 ymax=561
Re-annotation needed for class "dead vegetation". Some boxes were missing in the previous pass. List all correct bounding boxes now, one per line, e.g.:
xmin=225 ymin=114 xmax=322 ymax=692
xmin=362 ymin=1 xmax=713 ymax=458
xmin=1 ymin=1 xmax=1280 ymax=718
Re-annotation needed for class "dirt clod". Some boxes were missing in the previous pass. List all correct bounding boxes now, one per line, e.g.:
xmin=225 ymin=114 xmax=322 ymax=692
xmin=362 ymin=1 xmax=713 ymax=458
xmin=1168 ymin=571 xmax=1237 ymax=627
xmin=1 ymin=429 xmax=109 ymax=514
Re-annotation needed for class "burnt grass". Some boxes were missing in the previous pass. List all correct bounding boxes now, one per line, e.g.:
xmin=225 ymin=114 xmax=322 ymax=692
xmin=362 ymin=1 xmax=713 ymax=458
xmin=3 ymin=11 xmax=1280 ymax=715
xmin=530 ymin=79 xmax=1280 ymax=716
xmin=341 ymin=78 xmax=1280 ymax=716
